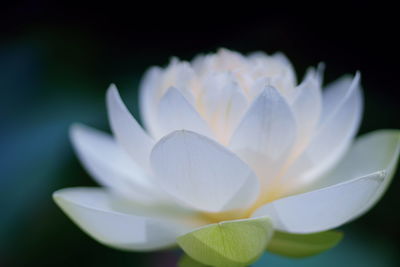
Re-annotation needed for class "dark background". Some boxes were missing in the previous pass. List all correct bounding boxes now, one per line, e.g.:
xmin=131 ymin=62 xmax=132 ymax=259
xmin=1 ymin=2 xmax=399 ymax=266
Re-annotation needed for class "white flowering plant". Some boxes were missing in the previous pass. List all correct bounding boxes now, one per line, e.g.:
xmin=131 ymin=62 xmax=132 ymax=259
xmin=53 ymin=49 xmax=399 ymax=267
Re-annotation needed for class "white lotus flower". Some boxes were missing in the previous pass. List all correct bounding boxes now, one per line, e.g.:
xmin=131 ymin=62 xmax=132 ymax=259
xmin=54 ymin=49 xmax=399 ymax=266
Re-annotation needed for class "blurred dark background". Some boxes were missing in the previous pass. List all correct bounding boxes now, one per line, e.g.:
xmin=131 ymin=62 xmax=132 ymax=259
xmin=1 ymin=2 xmax=399 ymax=266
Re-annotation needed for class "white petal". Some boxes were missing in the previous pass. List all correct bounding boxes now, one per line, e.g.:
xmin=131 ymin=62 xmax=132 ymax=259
xmin=159 ymin=60 xmax=197 ymax=104
xmin=157 ymin=87 xmax=213 ymax=139
xmin=229 ymin=86 xmax=297 ymax=187
xmin=248 ymin=51 xmax=296 ymax=83
xmin=320 ymin=74 xmax=354 ymax=122
xmin=200 ymin=72 xmax=236 ymax=119
xmin=248 ymin=77 xmax=268 ymax=100
xmin=213 ymin=81 xmax=248 ymax=143
xmin=198 ymin=73 xmax=248 ymax=143
xmin=150 ymin=130 xmax=259 ymax=213
xmin=253 ymin=173 xmax=385 ymax=233
xmin=215 ymin=48 xmax=247 ymax=69
xmin=284 ymin=73 xmax=363 ymax=188
xmin=106 ymin=85 xmax=155 ymax=171
xmin=70 ymin=124 xmax=160 ymax=203
xmin=230 ymin=86 xmax=296 ymax=159
xmin=309 ymin=73 xmax=363 ymax=172
xmin=139 ymin=67 xmax=163 ymax=138
xmin=291 ymin=68 xmax=322 ymax=152
xmin=248 ymin=51 xmax=297 ymax=100
xmin=53 ymin=188 xmax=198 ymax=251
xmin=314 ymin=130 xmax=400 ymax=217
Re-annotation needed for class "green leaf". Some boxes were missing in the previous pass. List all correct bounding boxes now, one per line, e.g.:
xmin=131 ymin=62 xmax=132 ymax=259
xmin=177 ymin=217 xmax=273 ymax=267
xmin=267 ymin=230 xmax=343 ymax=258
xmin=178 ymin=254 xmax=211 ymax=267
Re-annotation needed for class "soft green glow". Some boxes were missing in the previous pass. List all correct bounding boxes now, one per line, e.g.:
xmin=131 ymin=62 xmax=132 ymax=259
xmin=267 ymin=230 xmax=343 ymax=258
xmin=177 ymin=217 xmax=273 ymax=267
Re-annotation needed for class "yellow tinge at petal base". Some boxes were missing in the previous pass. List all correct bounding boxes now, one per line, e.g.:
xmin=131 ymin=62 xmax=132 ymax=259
xmin=177 ymin=217 xmax=273 ymax=267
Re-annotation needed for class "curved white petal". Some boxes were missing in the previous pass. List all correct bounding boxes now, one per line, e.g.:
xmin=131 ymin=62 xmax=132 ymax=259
xmin=157 ymin=87 xmax=213 ymax=139
xmin=284 ymin=73 xmax=363 ymax=188
xmin=291 ymin=69 xmax=322 ymax=152
xmin=314 ymin=130 xmax=400 ymax=217
xmin=320 ymin=74 xmax=354 ymax=121
xmin=70 ymin=124 xmax=163 ymax=204
xmin=106 ymin=85 xmax=155 ymax=171
xmin=53 ymin=188 xmax=198 ymax=251
xmin=139 ymin=67 xmax=163 ymax=138
xmin=229 ymin=86 xmax=297 ymax=187
xmin=253 ymin=173 xmax=385 ymax=233
xmin=311 ymin=72 xmax=363 ymax=169
xmin=150 ymin=130 xmax=259 ymax=213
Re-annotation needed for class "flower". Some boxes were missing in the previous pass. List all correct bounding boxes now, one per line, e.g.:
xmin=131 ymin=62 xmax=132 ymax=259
xmin=53 ymin=49 xmax=400 ymax=267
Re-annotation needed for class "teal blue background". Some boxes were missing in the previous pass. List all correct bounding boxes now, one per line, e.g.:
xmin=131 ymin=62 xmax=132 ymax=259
xmin=0 ymin=3 xmax=399 ymax=266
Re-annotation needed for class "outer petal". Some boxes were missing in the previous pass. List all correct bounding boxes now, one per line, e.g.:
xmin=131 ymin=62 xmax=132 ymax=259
xmin=320 ymin=74 xmax=355 ymax=121
xmin=315 ymin=129 xmax=400 ymax=217
xmin=139 ymin=66 xmax=163 ymax=138
xmin=229 ymin=86 xmax=297 ymax=188
xmin=284 ymin=73 xmax=363 ymax=188
xmin=70 ymin=124 xmax=160 ymax=203
xmin=253 ymin=173 xmax=385 ymax=233
xmin=150 ymin=130 xmax=259 ymax=213
xmin=157 ymin=87 xmax=213 ymax=139
xmin=310 ymin=72 xmax=363 ymax=173
xmin=106 ymin=85 xmax=154 ymax=171
xmin=53 ymin=188 xmax=198 ymax=251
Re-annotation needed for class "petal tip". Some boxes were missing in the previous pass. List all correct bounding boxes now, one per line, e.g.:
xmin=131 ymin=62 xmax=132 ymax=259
xmin=52 ymin=188 xmax=71 ymax=207
xmin=106 ymin=83 xmax=118 ymax=94
xmin=106 ymin=83 xmax=121 ymax=105
xmin=259 ymin=85 xmax=285 ymax=101
xmin=69 ymin=123 xmax=85 ymax=143
xmin=68 ymin=123 xmax=100 ymax=147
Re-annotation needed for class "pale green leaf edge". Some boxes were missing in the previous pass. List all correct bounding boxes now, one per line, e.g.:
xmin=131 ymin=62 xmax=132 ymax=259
xmin=178 ymin=254 xmax=211 ymax=267
xmin=267 ymin=230 xmax=343 ymax=258
xmin=177 ymin=217 xmax=273 ymax=267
